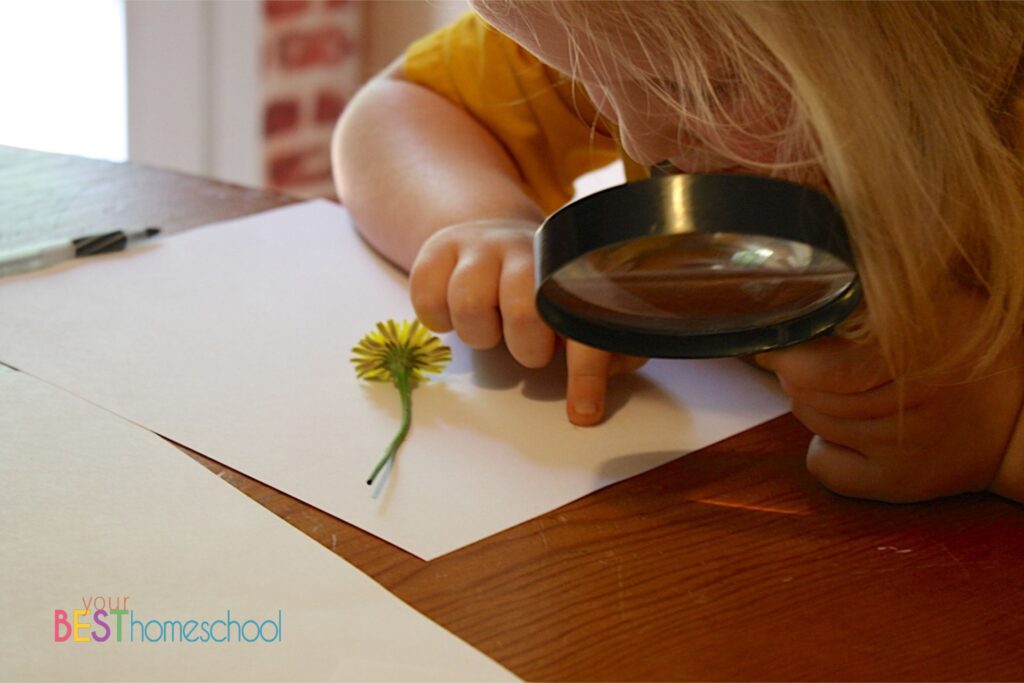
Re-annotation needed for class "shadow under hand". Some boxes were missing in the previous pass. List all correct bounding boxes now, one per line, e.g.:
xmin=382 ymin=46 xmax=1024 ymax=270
xmin=603 ymin=371 xmax=668 ymax=422
xmin=447 ymin=339 xmax=664 ymax=416
xmin=444 ymin=338 xmax=567 ymax=401
xmin=595 ymin=449 xmax=688 ymax=483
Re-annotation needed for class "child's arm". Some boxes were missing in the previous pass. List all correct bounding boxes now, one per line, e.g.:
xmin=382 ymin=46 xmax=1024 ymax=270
xmin=332 ymin=59 xmax=545 ymax=272
xmin=332 ymin=57 xmax=644 ymax=424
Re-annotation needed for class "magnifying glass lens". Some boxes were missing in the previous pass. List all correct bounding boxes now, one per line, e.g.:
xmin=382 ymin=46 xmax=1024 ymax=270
xmin=545 ymin=232 xmax=856 ymax=334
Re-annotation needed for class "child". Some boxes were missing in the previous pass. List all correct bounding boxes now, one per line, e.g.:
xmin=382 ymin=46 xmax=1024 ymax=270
xmin=333 ymin=1 xmax=1024 ymax=504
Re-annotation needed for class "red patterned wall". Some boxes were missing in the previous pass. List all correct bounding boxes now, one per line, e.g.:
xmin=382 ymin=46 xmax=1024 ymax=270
xmin=263 ymin=0 xmax=364 ymax=198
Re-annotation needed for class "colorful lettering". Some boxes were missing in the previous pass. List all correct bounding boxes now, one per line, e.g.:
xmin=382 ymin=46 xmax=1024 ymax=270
xmin=110 ymin=609 xmax=127 ymax=642
xmin=54 ymin=610 xmax=71 ymax=642
xmin=93 ymin=609 xmax=110 ymax=643
xmin=72 ymin=610 xmax=91 ymax=643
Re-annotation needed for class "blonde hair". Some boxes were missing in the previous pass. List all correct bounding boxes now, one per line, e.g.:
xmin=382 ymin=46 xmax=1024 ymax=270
xmin=491 ymin=0 xmax=1024 ymax=380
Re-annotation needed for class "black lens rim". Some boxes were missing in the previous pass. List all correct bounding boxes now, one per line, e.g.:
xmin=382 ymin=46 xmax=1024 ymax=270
xmin=534 ymin=173 xmax=861 ymax=358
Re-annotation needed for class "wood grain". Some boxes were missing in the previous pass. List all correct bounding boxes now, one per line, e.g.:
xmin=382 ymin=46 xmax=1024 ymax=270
xmin=5 ymin=146 xmax=1023 ymax=682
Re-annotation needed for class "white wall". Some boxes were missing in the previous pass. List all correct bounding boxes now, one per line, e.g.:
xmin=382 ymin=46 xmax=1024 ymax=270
xmin=125 ymin=0 xmax=262 ymax=186
xmin=0 ymin=0 xmax=126 ymax=161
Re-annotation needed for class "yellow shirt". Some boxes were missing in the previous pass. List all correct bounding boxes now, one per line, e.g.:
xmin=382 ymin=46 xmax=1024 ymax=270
xmin=403 ymin=12 xmax=648 ymax=214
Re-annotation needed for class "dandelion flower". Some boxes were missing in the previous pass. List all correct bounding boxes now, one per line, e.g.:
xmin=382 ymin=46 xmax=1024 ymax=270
xmin=351 ymin=319 xmax=451 ymax=485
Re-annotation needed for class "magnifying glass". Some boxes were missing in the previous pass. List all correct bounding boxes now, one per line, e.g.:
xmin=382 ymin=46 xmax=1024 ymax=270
xmin=534 ymin=173 xmax=860 ymax=358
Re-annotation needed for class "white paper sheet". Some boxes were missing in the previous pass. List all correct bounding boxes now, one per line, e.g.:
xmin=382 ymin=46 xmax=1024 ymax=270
xmin=0 ymin=369 xmax=515 ymax=682
xmin=0 ymin=200 xmax=788 ymax=559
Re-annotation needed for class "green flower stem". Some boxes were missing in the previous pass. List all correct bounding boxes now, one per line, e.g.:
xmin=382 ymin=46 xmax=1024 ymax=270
xmin=366 ymin=365 xmax=412 ymax=485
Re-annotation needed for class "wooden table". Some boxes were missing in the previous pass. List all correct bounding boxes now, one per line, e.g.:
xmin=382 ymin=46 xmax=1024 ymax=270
xmin=4 ymin=145 xmax=1022 ymax=681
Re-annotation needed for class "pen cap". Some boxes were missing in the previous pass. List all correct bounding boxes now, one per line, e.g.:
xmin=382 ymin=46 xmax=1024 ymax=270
xmin=73 ymin=227 xmax=160 ymax=256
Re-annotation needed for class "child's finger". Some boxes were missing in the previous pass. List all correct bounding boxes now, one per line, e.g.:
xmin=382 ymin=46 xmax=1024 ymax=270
xmin=499 ymin=250 xmax=556 ymax=368
xmin=447 ymin=250 xmax=503 ymax=349
xmin=566 ymin=341 xmax=612 ymax=426
xmin=409 ymin=242 xmax=458 ymax=332
xmin=789 ymin=400 xmax=900 ymax=451
xmin=804 ymin=436 xmax=894 ymax=501
xmin=776 ymin=374 xmax=932 ymax=420
xmin=756 ymin=336 xmax=891 ymax=394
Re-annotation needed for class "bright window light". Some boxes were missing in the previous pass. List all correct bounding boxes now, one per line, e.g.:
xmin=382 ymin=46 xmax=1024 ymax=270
xmin=0 ymin=0 xmax=127 ymax=161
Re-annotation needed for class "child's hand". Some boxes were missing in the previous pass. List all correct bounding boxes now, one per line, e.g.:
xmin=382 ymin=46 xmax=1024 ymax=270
xmin=410 ymin=219 xmax=646 ymax=425
xmin=756 ymin=315 xmax=1024 ymax=502
xmin=411 ymin=219 xmax=555 ymax=367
